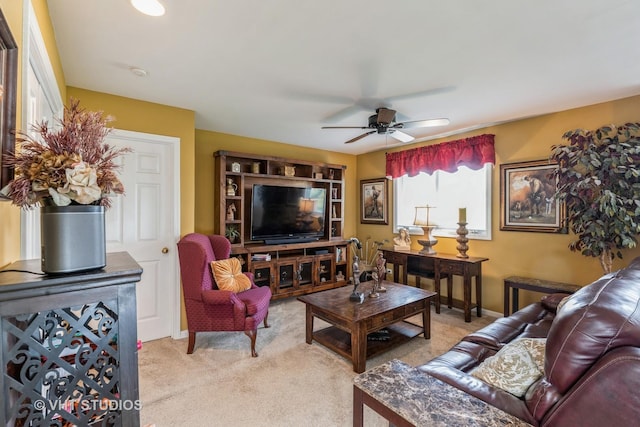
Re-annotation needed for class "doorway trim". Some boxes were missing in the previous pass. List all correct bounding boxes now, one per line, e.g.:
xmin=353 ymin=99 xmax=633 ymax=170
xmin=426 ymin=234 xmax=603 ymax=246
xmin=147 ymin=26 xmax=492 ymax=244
xmin=110 ymin=128 xmax=182 ymax=340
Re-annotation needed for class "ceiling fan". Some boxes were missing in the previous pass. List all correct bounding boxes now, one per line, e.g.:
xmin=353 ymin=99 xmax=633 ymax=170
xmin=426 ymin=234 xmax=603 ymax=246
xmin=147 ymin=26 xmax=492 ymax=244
xmin=321 ymin=107 xmax=449 ymax=144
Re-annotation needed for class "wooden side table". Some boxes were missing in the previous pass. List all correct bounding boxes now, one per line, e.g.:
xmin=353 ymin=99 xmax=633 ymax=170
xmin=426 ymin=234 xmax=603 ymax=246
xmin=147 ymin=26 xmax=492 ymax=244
xmin=503 ymin=276 xmax=581 ymax=316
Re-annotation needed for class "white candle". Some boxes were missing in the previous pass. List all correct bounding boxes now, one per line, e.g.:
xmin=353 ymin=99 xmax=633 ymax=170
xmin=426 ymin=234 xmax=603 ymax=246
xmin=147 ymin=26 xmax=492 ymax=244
xmin=459 ymin=208 xmax=467 ymax=223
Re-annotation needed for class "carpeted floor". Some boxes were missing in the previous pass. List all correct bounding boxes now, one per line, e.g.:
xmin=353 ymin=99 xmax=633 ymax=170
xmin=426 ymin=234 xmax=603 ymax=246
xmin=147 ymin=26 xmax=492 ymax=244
xmin=138 ymin=297 xmax=494 ymax=427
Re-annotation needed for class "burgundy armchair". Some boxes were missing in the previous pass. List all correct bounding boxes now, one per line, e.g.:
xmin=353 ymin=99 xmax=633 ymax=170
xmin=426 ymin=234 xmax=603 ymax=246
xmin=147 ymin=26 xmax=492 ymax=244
xmin=177 ymin=233 xmax=271 ymax=357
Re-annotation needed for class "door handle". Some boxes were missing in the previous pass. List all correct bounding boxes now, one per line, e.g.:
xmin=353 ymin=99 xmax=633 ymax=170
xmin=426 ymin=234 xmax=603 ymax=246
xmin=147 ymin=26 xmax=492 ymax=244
xmin=162 ymin=247 xmax=169 ymax=254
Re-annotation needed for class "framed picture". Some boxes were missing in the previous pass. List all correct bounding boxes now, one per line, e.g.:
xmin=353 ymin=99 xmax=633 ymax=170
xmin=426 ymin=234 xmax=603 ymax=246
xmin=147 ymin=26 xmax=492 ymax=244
xmin=500 ymin=159 xmax=565 ymax=233
xmin=360 ymin=178 xmax=388 ymax=224
xmin=0 ymin=8 xmax=18 ymax=192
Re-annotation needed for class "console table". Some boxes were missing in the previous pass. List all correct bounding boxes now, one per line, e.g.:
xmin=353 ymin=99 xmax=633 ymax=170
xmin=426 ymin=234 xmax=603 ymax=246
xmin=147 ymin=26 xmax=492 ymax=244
xmin=382 ymin=249 xmax=488 ymax=322
xmin=0 ymin=252 xmax=143 ymax=427
xmin=354 ymin=359 xmax=532 ymax=426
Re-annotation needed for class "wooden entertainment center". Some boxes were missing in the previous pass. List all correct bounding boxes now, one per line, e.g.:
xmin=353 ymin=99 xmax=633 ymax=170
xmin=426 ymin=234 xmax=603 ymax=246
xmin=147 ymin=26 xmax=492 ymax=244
xmin=214 ymin=151 xmax=350 ymax=300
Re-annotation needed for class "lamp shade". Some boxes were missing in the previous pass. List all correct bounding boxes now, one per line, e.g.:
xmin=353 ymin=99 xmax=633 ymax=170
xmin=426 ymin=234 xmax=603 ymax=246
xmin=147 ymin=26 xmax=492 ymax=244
xmin=299 ymin=198 xmax=315 ymax=213
xmin=413 ymin=206 xmax=436 ymax=227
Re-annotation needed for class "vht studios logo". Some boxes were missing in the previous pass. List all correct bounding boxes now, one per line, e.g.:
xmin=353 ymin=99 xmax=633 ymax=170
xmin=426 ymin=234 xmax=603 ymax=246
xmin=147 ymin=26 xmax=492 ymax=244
xmin=34 ymin=398 xmax=142 ymax=412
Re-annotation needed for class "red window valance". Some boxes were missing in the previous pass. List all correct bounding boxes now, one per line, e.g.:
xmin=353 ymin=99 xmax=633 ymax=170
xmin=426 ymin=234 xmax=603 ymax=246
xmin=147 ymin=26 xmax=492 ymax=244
xmin=385 ymin=134 xmax=495 ymax=179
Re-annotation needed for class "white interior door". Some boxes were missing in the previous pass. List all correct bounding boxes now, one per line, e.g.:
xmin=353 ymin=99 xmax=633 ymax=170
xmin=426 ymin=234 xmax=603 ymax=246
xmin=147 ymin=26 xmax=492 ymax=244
xmin=105 ymin=129 xmax=180 ymax=342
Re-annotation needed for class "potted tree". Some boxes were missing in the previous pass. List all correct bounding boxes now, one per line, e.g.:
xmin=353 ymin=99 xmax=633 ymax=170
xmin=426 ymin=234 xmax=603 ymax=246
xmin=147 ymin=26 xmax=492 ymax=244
xmin=550 ymin=122 xmax=640 ymax=273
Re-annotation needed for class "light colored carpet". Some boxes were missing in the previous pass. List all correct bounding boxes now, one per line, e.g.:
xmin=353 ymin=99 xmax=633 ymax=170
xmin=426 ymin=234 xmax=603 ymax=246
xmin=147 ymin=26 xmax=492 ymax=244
xmin=138 ymin=297 xmax=494 ymax=427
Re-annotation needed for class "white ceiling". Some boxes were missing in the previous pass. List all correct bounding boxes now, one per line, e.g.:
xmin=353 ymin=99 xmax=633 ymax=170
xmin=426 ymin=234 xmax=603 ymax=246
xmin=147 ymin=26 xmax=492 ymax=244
xmin=46 ymin=0 xmax=640 ymax=155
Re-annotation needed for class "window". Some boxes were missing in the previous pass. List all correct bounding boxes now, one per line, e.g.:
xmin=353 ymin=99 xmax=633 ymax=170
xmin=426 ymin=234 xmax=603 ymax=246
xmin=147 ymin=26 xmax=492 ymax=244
xmin=393 ymin=163 xmax=492 ymax=240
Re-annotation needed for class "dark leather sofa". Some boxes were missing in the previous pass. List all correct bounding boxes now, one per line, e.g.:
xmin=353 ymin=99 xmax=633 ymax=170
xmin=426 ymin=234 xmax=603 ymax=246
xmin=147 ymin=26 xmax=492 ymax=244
xmin=418 ymin=257 xmax=640 ymax=426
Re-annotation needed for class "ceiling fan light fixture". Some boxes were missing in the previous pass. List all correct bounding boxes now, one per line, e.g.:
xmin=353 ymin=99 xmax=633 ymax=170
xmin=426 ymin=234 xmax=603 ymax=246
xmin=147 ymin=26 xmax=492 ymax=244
xmin=131 ymin=0 xmax=165 ymax=17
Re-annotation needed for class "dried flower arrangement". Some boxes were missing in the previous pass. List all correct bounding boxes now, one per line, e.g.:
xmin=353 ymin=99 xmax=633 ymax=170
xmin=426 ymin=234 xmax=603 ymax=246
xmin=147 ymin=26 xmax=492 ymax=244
xmin=1 ymin=99 xmax=130 ymax=208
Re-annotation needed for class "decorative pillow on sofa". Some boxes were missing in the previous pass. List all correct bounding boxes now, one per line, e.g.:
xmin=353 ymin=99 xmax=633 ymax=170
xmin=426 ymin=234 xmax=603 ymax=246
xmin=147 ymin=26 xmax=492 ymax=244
xmin=210 ymin=258 xmax=252 ymax=293
xmin=517 ymin=337 xmax=546 ymax=372
xmin=471 ymin=338 xmax=546 ymax=397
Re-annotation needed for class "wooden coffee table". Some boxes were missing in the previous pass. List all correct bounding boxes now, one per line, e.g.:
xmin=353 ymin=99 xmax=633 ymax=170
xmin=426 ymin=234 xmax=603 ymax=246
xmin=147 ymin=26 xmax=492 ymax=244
xmin=298 ymin=281 xmax=436 ymax=373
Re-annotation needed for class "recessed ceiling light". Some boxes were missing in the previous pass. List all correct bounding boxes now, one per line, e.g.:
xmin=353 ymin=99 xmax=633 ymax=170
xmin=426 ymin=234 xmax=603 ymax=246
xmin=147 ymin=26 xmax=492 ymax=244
xmin=129 ymin=66 xmax=148 ymax=77
xmin=130 ymin=0 xmax=165 ymax=17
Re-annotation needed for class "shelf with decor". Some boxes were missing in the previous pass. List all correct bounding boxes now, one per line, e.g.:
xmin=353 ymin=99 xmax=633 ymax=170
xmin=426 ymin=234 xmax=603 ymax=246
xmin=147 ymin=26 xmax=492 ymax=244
xmin=214 ymin=150 xmax=346 ymax=246
xmin=214 ymin=151 xmax=349 ymax=299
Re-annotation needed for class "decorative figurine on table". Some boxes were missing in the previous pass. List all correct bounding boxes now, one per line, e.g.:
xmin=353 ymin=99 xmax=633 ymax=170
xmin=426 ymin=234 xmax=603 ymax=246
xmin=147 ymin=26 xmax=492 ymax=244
xmin=369 ymin=271 xmax=380 ymax=298
xmin=375 ymin=252 xmax=387 ymax=292
xmin=350 ymin=255 xmax=364 ymax=302
xmin=369 ymin=252 xmax=387 ymax=297
xmin=393 ymin=227 xmax=411 ymax=251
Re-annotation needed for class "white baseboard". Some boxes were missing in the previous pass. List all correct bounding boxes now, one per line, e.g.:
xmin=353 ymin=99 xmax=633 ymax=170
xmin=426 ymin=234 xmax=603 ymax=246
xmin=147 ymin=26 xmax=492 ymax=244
xmin=174 ymin=330 xmax=188 ymax=340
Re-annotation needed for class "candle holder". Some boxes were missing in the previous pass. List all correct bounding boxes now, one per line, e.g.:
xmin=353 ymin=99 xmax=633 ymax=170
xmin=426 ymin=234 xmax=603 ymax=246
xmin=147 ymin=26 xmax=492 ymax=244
xmin=456 ymin=222 xmax=469 ymax=258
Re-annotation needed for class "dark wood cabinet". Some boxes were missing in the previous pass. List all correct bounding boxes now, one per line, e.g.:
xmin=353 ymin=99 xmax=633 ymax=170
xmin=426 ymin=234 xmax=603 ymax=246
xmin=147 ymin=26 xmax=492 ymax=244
xmin=214 ymin=150 xmax=350 ymax=299
xmin=0 ymin=252 xmax=143 ymax=426
xmin=237 ymin=241 xmax=350 ymax=300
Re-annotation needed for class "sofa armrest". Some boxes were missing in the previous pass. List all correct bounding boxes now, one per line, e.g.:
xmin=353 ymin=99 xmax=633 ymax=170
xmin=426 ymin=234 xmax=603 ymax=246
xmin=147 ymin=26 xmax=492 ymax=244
xmin=535 ymin=347 xmax=640 ymax=427
xmin=540 ymin=292 xmax=571 ymax=314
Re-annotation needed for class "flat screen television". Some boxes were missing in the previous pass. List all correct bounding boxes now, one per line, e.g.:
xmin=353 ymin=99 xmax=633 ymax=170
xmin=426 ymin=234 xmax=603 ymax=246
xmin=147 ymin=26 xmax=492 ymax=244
xmin=251 ymin=184 xmax=326 ymax=244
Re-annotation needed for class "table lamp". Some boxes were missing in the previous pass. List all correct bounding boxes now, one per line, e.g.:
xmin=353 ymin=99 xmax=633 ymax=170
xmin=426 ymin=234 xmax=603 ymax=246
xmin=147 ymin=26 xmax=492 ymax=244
xmin=413 ymin=205 xmax=438 ymax=254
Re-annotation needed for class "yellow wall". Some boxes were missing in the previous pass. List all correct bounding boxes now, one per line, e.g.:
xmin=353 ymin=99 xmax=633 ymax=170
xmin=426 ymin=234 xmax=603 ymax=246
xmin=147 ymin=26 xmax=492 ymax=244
xmin=194 ymin=130 xmax=358 ymax=239
xmin=356 ymin=94 xmax=640 ymax=313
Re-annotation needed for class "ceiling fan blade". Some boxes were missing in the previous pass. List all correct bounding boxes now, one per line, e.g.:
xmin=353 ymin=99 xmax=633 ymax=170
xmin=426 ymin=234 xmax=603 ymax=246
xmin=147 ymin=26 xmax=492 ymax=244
xmin=385 ymin=86 xmax=456 ymax=103
xmin=322 ymin=126 xmax=369 ymax=129
xmin=390 ymin=130 xmax=414 ymax=143
xmin=397 ymin=118 xmax=450 ymax=129
xmin=345 ymin=130 xmax=376 ymax=144
xmin=376 ymin=108 xmax=396 ymax=125
xmin=323 ymin=104 xmax=367 ymax=123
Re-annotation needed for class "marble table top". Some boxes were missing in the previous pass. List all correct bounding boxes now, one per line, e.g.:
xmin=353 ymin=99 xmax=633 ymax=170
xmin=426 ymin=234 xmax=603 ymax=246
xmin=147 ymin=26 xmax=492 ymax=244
xmin=354 ymin=359 xmax=532 ymax=427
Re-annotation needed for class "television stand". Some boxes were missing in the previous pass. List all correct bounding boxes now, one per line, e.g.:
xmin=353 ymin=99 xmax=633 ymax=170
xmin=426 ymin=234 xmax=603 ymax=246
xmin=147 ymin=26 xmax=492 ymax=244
xmin=215 ymin=151 xmax=349 ymax=300
xmin=264 ymin=237 xmax=319 ymax=245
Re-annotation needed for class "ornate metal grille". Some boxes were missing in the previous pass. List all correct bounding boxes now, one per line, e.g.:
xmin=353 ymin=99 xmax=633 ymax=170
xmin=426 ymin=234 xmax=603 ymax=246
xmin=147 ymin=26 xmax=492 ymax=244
xmin=4 ymin=301 xmax=121 ymax=426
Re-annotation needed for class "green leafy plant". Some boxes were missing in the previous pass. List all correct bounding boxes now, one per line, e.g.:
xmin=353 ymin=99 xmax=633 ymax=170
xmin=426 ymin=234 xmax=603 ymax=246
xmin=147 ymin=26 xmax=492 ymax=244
xmin=550 ymin=122 xmax=640 ymax=273
xmin=225 ymin=225 xmax=240 ymax=243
